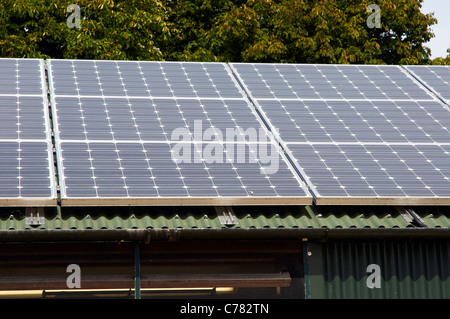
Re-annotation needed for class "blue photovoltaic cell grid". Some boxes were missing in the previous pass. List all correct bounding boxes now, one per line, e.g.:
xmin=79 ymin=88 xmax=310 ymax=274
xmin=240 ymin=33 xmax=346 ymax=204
xmin=0 ymin=59 xmax=46 ymax=95
xmin=49 ymin=59 xmax=243 ymax=98
xmin=48 ymin=60 xmax=311 ymax=205
xmin=231 ymin=63 xmax=450 ymax=203
xmin=287 ymin=143 xmax=450 ymax=198
xmin=0 ymin=142 xmax=54 ymax=198
xmin=231 ymin=63 xmax=434 ymax=100
xmin=0 ymin=96 xmax=49 ymax=140
xmin=405 ymin=65 xmax=450 ymax=104
xmin=59 ymin=142 xmax=306 ymax=199
xmin=0 ymin=59 xmax=56 ymax=204
xmin=256 ymin=99 xmax=450 ymax=144
xmin=53 ymin=97 xmax=264 ymax=141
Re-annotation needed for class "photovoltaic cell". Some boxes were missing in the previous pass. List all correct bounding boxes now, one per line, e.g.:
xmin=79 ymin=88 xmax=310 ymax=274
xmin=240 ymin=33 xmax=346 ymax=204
xmin=0 ymin=59 xmax=56 ymax=206
xmin=48 ymin=60 xmax=311 ymax=206
xmin=230 ymin=63 xmax=450 ymax=205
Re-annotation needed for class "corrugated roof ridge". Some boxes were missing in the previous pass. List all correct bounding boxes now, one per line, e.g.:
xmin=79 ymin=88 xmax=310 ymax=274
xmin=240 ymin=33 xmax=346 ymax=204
xmin=0 ymin=205 xmax=449 ymax=231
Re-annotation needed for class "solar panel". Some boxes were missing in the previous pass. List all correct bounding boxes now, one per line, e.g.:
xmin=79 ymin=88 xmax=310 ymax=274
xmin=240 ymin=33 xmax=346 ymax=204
xmin=256 ymin=99 xmax=450 ymax=144
xmin=230 ymin=63 xmax=450 ymax=205
xmin=404 ymin=65 xmax=450 ymax=105
xmin=0 ymin=59 xmax=57 ymax=206
xmin=48 ymin=60 xmax=312 ymax=206
xmin=231 ymin=63 xmax=435 ymax=101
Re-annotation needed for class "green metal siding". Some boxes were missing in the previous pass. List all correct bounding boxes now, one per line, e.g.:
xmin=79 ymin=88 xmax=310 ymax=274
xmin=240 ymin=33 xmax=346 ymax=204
xmin=306 ymin=239 xmax=450 ymax=299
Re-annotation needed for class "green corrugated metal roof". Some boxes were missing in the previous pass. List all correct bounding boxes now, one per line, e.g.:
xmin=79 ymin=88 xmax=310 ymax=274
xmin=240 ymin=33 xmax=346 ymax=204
xmin=413 ymin=207 xmax=450 ymax=228
xmin=1 ymin=205 xmax=448 ymax=231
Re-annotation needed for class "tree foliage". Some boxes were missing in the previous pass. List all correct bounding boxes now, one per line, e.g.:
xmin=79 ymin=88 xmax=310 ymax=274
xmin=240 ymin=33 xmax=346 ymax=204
xmin=430 ymin=48 xmax=450 ymax=65
xmin=0 ymin=0 xmax=442 ymax=64
xmin=0 ymin=0 xmax=173 ymax=60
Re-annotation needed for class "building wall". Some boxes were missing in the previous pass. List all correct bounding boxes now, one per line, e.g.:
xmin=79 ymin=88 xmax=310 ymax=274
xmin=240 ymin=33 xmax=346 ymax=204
xmin=305 ymin=239 xmax=450 ymax=299
xmin=0 ymin=240 xmax=305 ymax=299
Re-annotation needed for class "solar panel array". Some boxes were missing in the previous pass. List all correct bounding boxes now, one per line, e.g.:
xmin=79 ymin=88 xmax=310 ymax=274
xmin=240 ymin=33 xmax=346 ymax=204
xmin=0 ymin=59 xmax=449 ymax=207
xmin=230 ymin=63 xmax=450 ymax=205
xmin=47 ymin=60 xmax=311 ymax=206
xmin=0 ymin=59 xmax=56 ymax=206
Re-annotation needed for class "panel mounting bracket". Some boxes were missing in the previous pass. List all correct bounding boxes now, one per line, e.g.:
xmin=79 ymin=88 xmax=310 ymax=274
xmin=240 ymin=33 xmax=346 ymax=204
xmin=395 ymin=206 xmax=427 ymax=227
xmin=25 ymin=207 xmax=45 ymax=226
xmin=215 ymin=206 xmax=238 ymax=226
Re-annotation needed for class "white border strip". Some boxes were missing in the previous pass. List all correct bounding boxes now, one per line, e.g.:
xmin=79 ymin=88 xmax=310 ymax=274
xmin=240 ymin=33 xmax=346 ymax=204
xmin=47 ymin=59 xmax=66 ymax=201
xmin=60 ymin=195 xmax=313 ymax=207
xmin=40 ymin=59 xmax=58 ymax=201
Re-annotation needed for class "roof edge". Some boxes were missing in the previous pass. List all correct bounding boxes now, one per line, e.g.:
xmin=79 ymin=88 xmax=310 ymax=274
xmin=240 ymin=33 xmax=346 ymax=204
xmin=0 ymin=227 xmax=449 ymax=243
